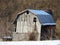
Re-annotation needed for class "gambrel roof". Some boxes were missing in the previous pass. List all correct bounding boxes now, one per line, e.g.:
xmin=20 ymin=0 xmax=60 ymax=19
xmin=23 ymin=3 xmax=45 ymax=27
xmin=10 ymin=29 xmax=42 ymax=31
xmin=13 ymin=9 xmax=56 ymax=25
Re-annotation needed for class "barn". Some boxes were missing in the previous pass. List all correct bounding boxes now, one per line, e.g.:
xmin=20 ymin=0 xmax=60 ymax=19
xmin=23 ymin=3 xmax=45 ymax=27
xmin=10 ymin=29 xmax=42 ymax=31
xmin=13 ymin=9 xmax=56 ymax=41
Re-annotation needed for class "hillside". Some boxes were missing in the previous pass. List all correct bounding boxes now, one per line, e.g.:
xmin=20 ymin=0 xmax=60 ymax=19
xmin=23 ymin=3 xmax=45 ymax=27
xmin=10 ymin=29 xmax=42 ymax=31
xmin=0 ymin=0 xmax=60 ymax=39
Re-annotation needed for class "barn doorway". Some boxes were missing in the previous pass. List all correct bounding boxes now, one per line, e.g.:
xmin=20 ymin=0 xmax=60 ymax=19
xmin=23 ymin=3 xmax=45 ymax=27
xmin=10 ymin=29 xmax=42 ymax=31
xmin=40 ymin=25 xmax=56 ymax=40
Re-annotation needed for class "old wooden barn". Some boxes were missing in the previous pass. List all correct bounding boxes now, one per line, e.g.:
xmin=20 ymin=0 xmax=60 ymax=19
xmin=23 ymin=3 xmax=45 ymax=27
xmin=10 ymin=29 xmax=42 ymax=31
xmin=13 ymin=9 xmax=56 ymax=41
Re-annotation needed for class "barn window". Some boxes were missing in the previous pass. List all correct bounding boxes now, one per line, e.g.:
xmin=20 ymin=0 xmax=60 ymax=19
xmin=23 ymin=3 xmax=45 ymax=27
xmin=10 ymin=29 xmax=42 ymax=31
xmin=14 ymin=23 xmax=17 ymax=32
xmin=26 ymin=11 xmax=29 ymax=14
xmin=33 ymin=17 xmax=37 ymax=22
xmin=15 ymin=27 xmax=16 ymax=32
xmin=13 ymin=22 xmax=17 ymax=32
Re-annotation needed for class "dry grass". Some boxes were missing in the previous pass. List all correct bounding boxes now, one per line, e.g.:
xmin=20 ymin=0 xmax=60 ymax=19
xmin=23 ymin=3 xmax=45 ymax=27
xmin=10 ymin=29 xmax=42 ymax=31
xmin=56 ymin=19 xmax=60 ymax=39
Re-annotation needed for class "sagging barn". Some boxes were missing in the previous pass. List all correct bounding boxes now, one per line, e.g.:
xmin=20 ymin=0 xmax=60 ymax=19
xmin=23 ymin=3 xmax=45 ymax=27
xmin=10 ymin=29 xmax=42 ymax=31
xmin=13 ymin=9 xmax=56 ymax=41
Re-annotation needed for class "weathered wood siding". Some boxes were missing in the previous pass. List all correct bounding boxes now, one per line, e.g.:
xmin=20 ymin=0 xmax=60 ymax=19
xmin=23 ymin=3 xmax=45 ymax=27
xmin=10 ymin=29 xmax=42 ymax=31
xmin=16 ymin=12 xmax=41 ymax=33
xmin=13 ymin=12 xmax=41 ymax=41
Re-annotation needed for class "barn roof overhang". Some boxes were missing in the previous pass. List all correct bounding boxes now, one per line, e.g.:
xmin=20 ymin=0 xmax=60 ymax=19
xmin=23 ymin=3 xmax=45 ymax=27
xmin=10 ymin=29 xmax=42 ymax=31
xmin=41 ymin=23 xmax=56 ymax=26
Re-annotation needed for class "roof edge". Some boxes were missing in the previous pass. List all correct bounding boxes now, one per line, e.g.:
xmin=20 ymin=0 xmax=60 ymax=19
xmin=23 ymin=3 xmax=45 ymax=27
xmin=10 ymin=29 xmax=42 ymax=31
xmin=13 ymin=9 xmax=30 ymax=24
xmin=42 ymin=23 xmax=56 ymax=25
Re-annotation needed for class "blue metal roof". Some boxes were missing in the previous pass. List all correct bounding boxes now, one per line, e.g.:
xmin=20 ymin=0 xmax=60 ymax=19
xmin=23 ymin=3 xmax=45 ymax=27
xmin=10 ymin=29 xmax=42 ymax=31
xmin=29 ymin=9 xmax=50 ymax=15
xmin=37 ymin=15 xmax=56 ymax=25
xmin=29 ymin=9 xmax=56 ymax=25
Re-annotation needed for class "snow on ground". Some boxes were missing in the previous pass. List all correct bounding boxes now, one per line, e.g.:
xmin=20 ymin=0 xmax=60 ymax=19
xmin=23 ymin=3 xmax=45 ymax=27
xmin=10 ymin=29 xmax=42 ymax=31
xmin=0 ymin=40 xmax=60 ymax=45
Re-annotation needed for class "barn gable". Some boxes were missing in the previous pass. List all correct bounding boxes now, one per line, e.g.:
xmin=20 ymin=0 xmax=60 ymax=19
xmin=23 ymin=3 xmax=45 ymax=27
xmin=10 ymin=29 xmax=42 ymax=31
xmin=13 ymin=9 xmax=56 ymax=26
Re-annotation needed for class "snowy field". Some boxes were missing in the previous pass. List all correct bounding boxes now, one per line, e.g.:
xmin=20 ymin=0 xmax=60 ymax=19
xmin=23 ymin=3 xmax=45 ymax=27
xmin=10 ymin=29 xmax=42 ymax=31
xmin=0 ymin=40 xmax=60 ymax=45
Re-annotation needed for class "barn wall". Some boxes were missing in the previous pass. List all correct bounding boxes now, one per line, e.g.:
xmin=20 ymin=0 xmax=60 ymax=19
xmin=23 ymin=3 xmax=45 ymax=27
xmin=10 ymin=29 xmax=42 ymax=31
xmin=12 ymin=32 xmax=29 ymax=41
xmin=16 ymin=12 xmax=41 ymax=33
xmin=13 ymin=12 xmax=41 ymax=41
